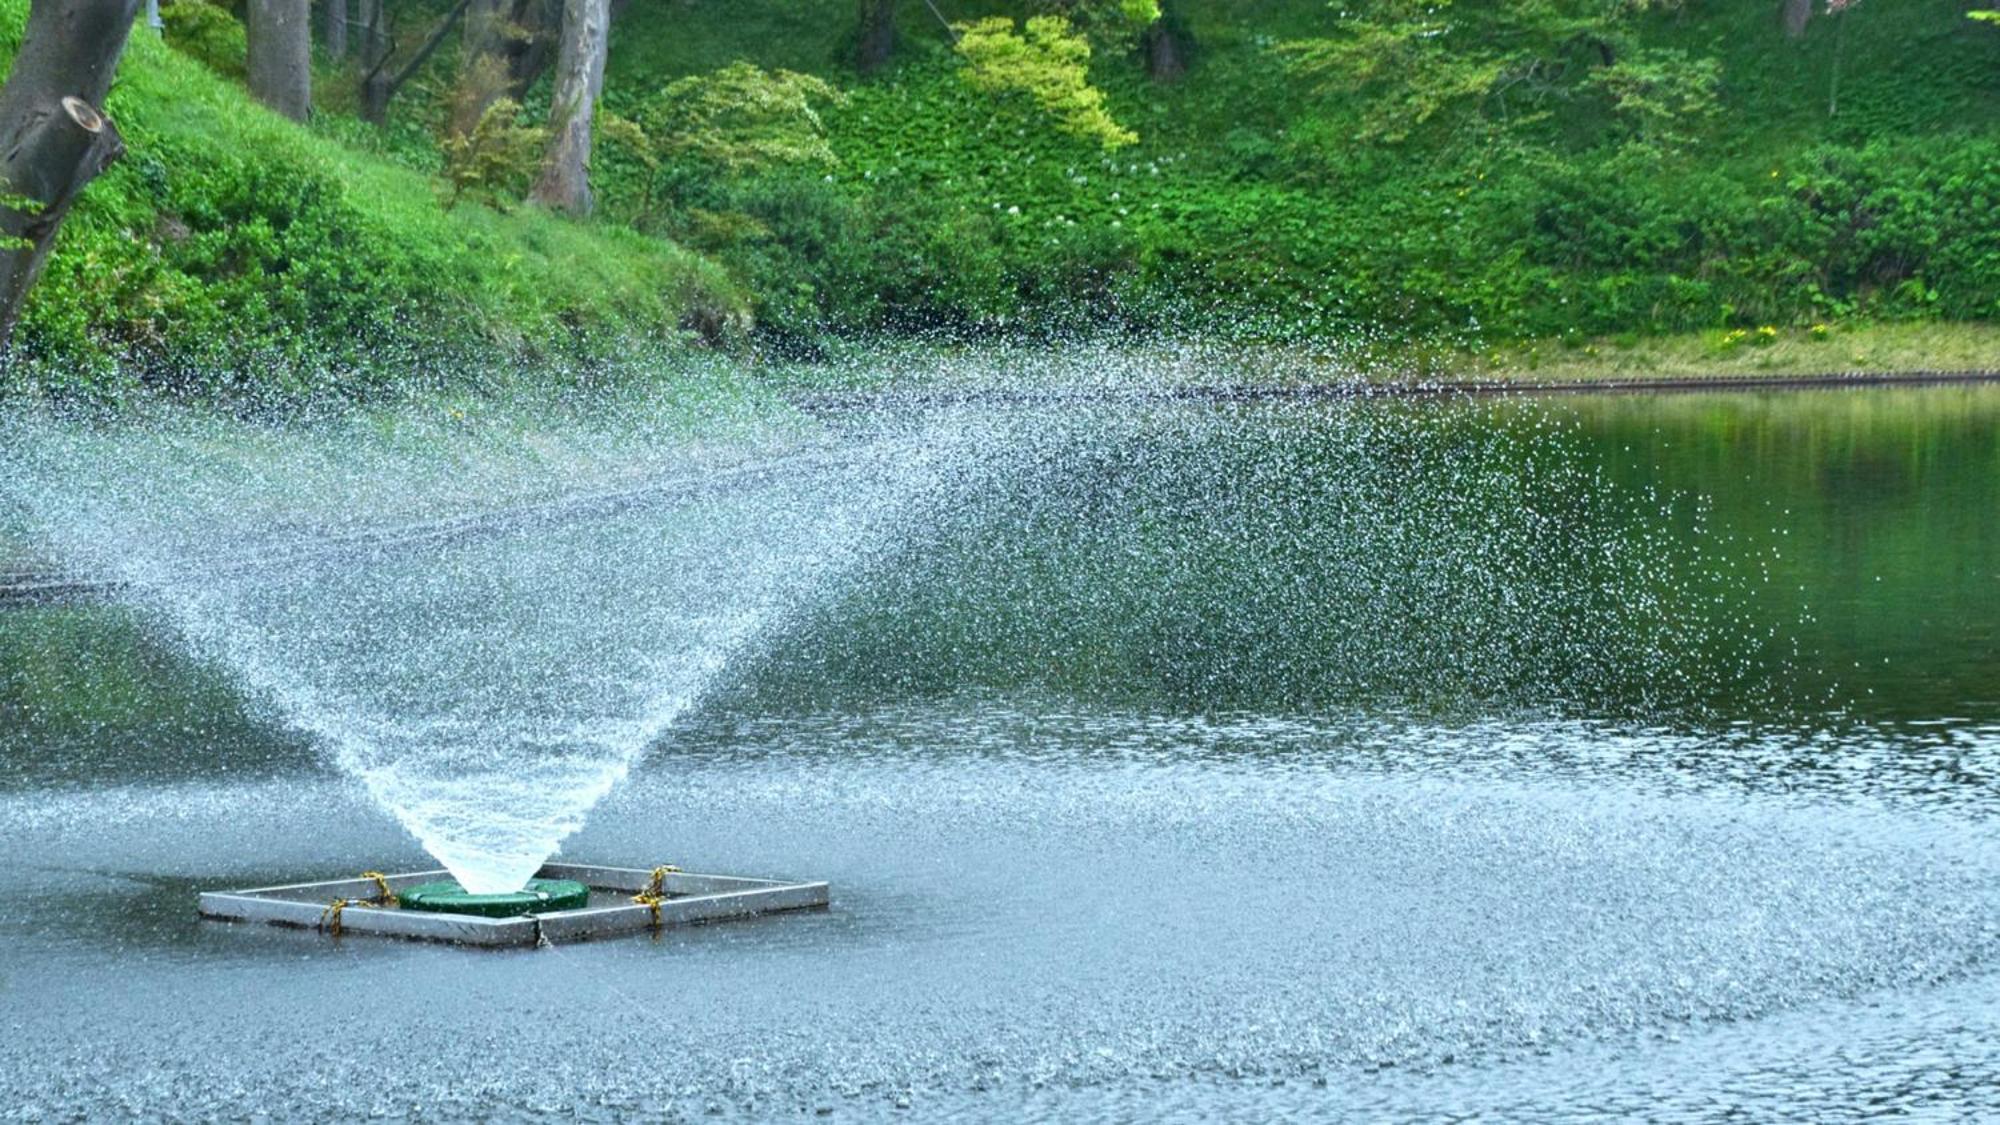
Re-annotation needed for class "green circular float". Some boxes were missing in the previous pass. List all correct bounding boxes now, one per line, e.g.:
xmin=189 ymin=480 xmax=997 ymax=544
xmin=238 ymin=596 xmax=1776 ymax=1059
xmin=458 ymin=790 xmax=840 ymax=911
xmin=397 ymin=878 xmax=590 ymax=918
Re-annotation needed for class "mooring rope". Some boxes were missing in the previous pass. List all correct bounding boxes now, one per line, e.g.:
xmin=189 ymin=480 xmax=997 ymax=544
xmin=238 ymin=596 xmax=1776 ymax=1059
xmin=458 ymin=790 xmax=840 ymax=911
xmin=316 ymin=871 xmax=401 ymax=937
xmin=631 ymin=864 xmax=681 ymax=930
xmin=318 ymin=897 xmax=351 ymax=936
xmin=359 ymin=871 xmax=398 ymax=906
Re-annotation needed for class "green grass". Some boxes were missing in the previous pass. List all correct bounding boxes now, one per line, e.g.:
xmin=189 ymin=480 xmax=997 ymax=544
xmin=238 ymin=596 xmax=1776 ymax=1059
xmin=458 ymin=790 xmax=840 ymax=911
xmin=1443 ymin=322 xmax=2000 ymax=384
xmin=4 ymin=1 xmax=744 ymax=401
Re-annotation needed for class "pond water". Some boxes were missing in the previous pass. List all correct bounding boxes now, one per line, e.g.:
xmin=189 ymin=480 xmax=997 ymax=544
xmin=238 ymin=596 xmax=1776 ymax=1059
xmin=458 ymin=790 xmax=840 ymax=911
xmin=2 ymin=383 xmax=1996 ymax=1120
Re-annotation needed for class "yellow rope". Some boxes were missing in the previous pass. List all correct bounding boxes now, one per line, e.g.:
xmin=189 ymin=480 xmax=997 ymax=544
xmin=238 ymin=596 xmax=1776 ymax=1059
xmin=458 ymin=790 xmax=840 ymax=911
xmin=631 ymin=864 xmax=680 ymax=929
xmin=359 ymin=871 xmax=398 ymax=907
xmin=318 ymin=896 xmax=351 ymax=936
xmin=317 ymin=871 xmax=400 ymax=936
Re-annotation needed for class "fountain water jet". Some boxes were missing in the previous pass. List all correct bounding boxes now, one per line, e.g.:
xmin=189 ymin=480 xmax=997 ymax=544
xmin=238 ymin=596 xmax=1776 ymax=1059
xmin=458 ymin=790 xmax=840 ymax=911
xmin=0 ymin=393 xmax=991 ymax=893
xmin=0 ymin=344 xmax=1789 ymax=893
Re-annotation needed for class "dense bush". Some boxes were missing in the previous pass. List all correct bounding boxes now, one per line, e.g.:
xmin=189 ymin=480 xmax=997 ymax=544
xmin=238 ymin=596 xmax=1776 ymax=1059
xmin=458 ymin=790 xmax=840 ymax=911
xmin=159 ymin=0 xmax=245 ymax=79
xmin=1515 ymin=139 xmax=2000 ymax=332
xmin=652 ymin=101 xmax=2000 ymax=344
xmin=590 ymin=0 xmax=2000 ymax=348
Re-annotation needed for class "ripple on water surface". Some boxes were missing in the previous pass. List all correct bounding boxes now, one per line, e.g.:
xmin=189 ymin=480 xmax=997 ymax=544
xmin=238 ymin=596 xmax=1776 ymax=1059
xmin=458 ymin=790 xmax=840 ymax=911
xmin=2 ymin=703 xmax=1996 ymax=1119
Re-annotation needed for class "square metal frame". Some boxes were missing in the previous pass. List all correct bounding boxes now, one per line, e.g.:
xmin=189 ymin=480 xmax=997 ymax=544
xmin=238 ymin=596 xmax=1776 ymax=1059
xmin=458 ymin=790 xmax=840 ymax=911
xmin=197 ymin=862 xmax=829 ymax=947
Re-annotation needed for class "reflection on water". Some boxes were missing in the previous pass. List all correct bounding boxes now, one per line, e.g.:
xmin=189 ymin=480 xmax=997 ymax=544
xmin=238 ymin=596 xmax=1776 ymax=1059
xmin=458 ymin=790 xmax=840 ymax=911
xmin=1 ymin=383 xmax=1996 ymax=1118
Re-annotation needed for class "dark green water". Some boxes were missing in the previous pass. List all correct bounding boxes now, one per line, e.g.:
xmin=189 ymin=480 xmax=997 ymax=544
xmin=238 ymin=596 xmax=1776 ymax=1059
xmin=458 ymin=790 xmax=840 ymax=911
xmin=1566 ymin=387 xmax=1999 ymax=723
xmin=736 ymin=385 xmax=1999 ymax=727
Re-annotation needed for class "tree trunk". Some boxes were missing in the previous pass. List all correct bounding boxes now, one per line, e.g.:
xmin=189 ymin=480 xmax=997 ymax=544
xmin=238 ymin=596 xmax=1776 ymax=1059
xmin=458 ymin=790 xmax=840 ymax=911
xmin=324 ymin=0 xmax=346 ymax=57
xmin=357 ymin=0 xmax=384 ymax=68
xmin=531 ymin=0 xmax=609 ymax=216
xmin=1780 ymin=0 xmax=1812 ymax=38
xmin=855 ymin=0 xmax=895 ymax=73
xmin=247 ymin=0 xmax=312 ymax=120
xmin=1144 ymin=19 xmax=1184 ymax=81
xmin=359 ymin=0 xmax=470 ymax=126
xmin=0 ymin=0 xmax=141 ymax=349
xmin=453 ymin=0 xmax=559 ymax=137
xmin=357 ymin=0 xmax=389 ymax=122
xmin=456 ymin=0 xmax=513 ymax=134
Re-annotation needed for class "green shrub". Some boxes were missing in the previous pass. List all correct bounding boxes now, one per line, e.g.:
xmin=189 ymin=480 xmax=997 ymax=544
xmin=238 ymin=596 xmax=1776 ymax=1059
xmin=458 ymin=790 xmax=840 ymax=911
xmin=439 ymin=99 xmax=546 ymax=210
xmin=160 ymin=0 xmax=245 ymax=79
xmin=14 ymin=0 xmax=2000 ymax=389
xmin=955 ymin=15 xmax=1138 ymax=148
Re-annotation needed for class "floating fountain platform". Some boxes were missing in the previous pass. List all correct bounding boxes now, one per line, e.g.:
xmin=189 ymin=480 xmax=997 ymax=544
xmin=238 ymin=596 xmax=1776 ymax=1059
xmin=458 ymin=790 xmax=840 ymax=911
xmin=198 ymin=862 xmax=829 ymax=947
xmin=398 ymin=877 xmax=593 ymax=918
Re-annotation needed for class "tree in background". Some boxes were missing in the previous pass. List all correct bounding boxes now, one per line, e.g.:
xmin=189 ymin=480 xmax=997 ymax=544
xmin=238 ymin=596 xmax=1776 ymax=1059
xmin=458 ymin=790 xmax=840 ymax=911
xmin=855 ymin=0 xmax=896 ymax=73
xmin=1143 ymin=0 xmax=1187 ymax=81
xmin=1033 ymin=0 xmax=1183 ymax=77
xmin=360 ymin=0 xmax=471 ymax=124
xmin=609 ymin=61 xmax=843 ymax=224
xmin=356 ymin=0 xmax=385 ymax=113
xmin=531 ymin=0 xmax=611 ymax=215
xmin=1781 ymin=0 xmax=1812 ymax=38
xmin=633 ymin=63 xmax=842 ymax=173
xmin=160 ymin=0 xmax=247 ymax=77
xmin=1825 ymin=0 xmax=1856 ymax=117
xmin=246 ymin=0 xmax=311 ymax=119
xmin=0 ymin=0 xmax=141 ymax=348
xmin=1585 ymin=49 xmax=1719 ymax=154
xmin=454 ymin=0 xmax=559 ymax=137
xmin=955 ymin=14 xmax=1138 ymax=148
xmin=323 ymin=0 xmax=346 ymax=57
xmin=441 ymin=97 xmax=546 ymax=209
xmin=1279 ymin=0 xmax=1708 ymax=146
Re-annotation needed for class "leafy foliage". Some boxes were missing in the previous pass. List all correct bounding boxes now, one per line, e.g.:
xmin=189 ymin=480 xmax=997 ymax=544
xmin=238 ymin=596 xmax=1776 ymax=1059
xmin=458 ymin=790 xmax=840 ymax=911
xmin=159 ymin=0 xmax=245 ymax=79
xmin=565 ymin=0 xmax=2000 ymax=350
xmin=13 ymin=0 xmax=2000 ymax=388
xmin=439 ymin=99 xmax=546 ymax=210
xmin=955 ymin=16 xmax=1138 ymax=148
xmin=1036 ymin=0 xmax=1163 ymax=49
xmin=0 ymin=5 xmax=742 ymax=399
xmin=1278 ymin=0 xmax=1705 ymax=144
xmin=1585 ymin=50 xmax=1721 ymax=154
xmin=598 ymin=62 xmax=845 ymax=236
xmin=638 ymin=62 xmax=844 ymax=173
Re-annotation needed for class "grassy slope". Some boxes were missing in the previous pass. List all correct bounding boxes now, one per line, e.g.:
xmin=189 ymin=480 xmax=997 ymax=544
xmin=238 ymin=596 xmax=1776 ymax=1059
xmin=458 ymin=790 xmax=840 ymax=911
xmin=4 ymin=1 xmax=741 ymax=399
